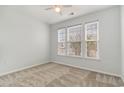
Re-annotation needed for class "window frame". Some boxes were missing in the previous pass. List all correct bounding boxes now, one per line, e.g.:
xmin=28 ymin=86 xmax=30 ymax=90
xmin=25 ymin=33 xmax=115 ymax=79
xmin=84 ymin=21 xmax=100 ymax=59
xmin=57 ymin=20 xmax=100 ymax=60
xmin=66 ymin=24 xmax=83 ymax=57
xmin=57 ymin=28 xmax=66 ymax=56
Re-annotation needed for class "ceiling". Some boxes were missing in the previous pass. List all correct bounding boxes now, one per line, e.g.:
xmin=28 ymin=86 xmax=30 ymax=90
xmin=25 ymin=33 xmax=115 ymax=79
xmin=18 ymin=5 xmax=114 ymax=24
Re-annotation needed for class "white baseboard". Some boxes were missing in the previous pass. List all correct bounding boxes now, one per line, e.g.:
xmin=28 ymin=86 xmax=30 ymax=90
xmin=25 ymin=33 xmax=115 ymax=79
xmin=53 ymin=61 xmax=121 ymax=77
xmin=0 ymin=61 xmax=49 ymax=77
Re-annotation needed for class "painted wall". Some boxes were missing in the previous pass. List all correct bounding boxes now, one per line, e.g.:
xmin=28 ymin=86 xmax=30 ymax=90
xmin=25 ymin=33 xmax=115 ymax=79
xmin=121 ymin=6 xmax=124 ymax=81
xmin=0 ymin=6 xmax=50 ymax=75
xmin=50 ymin=6 xmax=121 ymax=76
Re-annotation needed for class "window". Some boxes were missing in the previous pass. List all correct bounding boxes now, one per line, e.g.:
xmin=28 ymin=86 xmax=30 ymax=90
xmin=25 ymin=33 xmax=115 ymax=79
xmin=67 ymin=25 xmax=82 ymax=56
xmin=85 ymin=21 xmax=99 ymax=59
xmin=57 ymin=28 xmax=66 ymax=55
xmin=57 ymin=20 xmax=99 ymax=59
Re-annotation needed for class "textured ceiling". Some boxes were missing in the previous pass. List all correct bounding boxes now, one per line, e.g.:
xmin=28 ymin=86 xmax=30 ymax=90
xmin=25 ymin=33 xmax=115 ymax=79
xmin=17 ymin=5 xmax=114 ymax=24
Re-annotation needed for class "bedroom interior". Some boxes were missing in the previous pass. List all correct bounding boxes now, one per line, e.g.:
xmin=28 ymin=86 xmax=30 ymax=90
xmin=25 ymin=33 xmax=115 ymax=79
xmin=0 ymin=5 xmax=124 ymax=87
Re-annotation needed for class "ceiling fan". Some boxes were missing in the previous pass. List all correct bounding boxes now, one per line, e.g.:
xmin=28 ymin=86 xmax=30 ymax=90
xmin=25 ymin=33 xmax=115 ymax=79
xmin=45 ymin=5 xmax=72 ymax=15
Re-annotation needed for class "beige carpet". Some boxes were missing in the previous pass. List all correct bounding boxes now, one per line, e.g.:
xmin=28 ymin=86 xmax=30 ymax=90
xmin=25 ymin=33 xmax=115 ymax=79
xmin=0 ymin=62 xmax=123 ymax=87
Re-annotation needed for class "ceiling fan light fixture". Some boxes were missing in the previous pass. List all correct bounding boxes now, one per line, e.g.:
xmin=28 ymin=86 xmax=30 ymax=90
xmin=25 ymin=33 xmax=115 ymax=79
xmin=55 ymin=7 xmax=61 ymax=13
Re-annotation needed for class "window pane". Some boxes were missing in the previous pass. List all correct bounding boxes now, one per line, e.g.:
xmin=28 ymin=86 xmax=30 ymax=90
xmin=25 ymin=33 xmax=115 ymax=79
xmin=67 ymin=25 xmax=81 ymax=42
xmin=58 ymin=43 xmax=66 ymax=55
xmin=67 ymin=42 xmax=81 ymax=56
xmin=85 ymin=22 xmax=98 ymax=41
xmin=86 ymin=41 xmax=97 ymax=57
xmin=58 ymin=29 xmax=66 ymax=42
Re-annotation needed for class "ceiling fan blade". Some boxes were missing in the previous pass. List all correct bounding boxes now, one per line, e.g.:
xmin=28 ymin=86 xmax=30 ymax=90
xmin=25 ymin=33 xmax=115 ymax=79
xmin=63 ymin=5 xmax=72 ymax=7
xmin=45 ymin=7 xmax=53 ymax=10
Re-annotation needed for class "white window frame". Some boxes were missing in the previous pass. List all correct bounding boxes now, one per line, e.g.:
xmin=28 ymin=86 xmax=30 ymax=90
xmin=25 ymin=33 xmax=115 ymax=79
xmin=66 ymin=25 xmax=83 ymax=57
xmin=84 ymin=21 xmax=99 ymax=59
xmin=57 ymin=25 xmax=83 ymax=58
xmin=57 ymin=21 xmax=100 ymax=60
xmin=57 ymin=28 xmax=66 ymax=56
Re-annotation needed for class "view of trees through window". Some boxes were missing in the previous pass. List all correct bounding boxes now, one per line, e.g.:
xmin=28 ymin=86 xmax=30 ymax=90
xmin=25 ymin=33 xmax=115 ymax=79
xmin=57 ymin=28 xmax=66 ymax=55
xmin=67 ymin=25 xmax=82 ymax=56
xmin=85 ymin=21 xmax=99 ymax=58
xmin=57 ymin=21 xmax=99 ymax=59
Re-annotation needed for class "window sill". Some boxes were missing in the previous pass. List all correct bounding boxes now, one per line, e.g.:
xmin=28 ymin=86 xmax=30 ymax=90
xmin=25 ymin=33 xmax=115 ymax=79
xmin=57 ymin=55 xmax=82 ymax=58
xmin=84 ymin=56 xmax=100 ymax=61
xmin=57 ymin=55 xmax=100 ymax=61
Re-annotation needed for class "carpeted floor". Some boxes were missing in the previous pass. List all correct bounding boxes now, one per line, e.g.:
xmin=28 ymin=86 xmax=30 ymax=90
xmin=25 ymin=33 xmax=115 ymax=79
xmin=0 ymin=62 xmax=123 ymax=87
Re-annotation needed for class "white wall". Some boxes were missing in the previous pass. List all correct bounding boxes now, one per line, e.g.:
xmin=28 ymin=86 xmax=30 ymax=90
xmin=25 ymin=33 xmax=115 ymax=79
xmin=50 ymin=6 xmax=121 ymax=76
xmin=121 ymin=6 xmax=124 ymax=81
xmin=0 ymin=6 xmax=50 ymax=75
